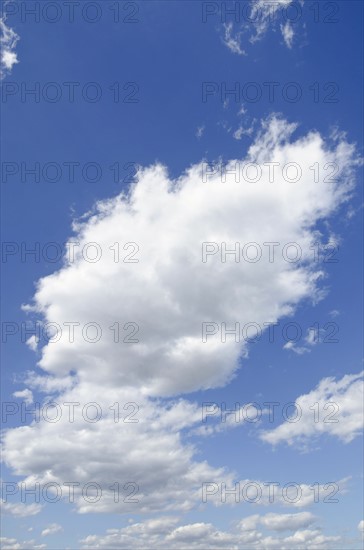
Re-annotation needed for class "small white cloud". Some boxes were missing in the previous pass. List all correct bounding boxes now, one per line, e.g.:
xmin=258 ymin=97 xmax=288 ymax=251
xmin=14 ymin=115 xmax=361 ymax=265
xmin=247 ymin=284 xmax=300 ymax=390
xmin=12 ymin=389 xmax=34 ymax=405
xmin=283 ymin=340 xmax=310 ymax=355
xmin=329 ymin=309 xmax=340 ymax=318
xmin=281 ymin=21 xmax=294 ymax=49
xmin=195 ymin=126 xmax=205 ymax=139
xmin=261 ymin=371 xmax=364 ymax=446
xmin=0 ymin=501 xmax=42 ymax=517
xmin=358 ymin=519 xmax=364 ymax=532
xmin=283 ymin=327 xmax=320 ymax=355
xmin=238 ymin=511 xmax=316 ymax=532
xmin=305 ymin=327 xmax=319 ymax=346
xmin=233 ymin=125 xmax=254 ymax=140
xmin=26 ymin=335 xmax=39 ymax=352
xmin=0 ymin=14 xmax=19 ymax=78
xmin=222 ymin=22 xmax=246 ymax=56
xmin=233 ymin=126 xmax=245 ymax=140
xmin=2 ymin=49 xmax=17 ymax=69
xmin=41 ymin=524 xmax=63 ymax=537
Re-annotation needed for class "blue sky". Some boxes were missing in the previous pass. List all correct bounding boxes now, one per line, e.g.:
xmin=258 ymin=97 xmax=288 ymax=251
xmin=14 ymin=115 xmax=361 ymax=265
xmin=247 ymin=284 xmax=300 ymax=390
xmin=1 ymin=1 xmax=363 ymax=549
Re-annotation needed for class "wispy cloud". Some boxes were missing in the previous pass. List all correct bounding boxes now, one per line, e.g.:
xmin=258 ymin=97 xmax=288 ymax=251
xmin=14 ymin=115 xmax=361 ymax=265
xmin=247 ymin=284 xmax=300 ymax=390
xmin=281 ymin=21 xmax=294 ymax=49
xmin=41 ymin=523 xmax=63 ymax=537
xmin=221 ymin=0 xmax=300 ymax=56
xmin=261 ymin=371 xmax=364 ymax=446
xmin=0 ymin=8 xmax=19 ymax=78
xmin=222 ymin=22 xmax=246 ymax=56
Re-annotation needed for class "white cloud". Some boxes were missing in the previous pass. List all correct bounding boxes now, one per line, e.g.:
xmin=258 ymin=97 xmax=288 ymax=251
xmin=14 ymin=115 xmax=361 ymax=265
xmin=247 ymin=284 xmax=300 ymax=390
xmin=13 ymin=389 xmax=34 ymax=405
xmin=283 ymin=326 xmax=320 ymax=355
xmin=19 ymin=115 xmax=359 ymax=396
xmin=358 ymin=519 xmax=364 ymax=532
xmin=239 ymin=511 xmax=317 ymax=531
xmin=233 ymin=125 xmax=254 ymax=140
xmin=41 ymin=523 xmax=63 ymax=537
xmin=26 ymin=335 xmax=39 ymax=352
xmin=0 ymin=500 xmax=42 ymax=517
xmin=261 ymin=371 xmax=364 ymax=446
xmin=0 ymin=538 xmax=46 ymax=550
xmin=0 ymin=539 xmax=21 ymax=550
xmin=21 ymin=370 xmax=76 ymax=393
xmin=80 ymin=515 xmax=341 ymax=549
xmin=305 ymin=327 xmax=318 ymax=346
xmin=329 ymin=309 xmax=340 ymax=318
xmin=195 ymin=126 xmax=205 ymax=139
xmin=0 ymin=10 xmax=19 ymax=78
xmin=222 ymin=22 xmax=245 ymax=56
xmin=281 ymin=21 xmax=294 ymax=49
xmin=249 ymin=0 xmax=293 ymax=44
xmin=2 ymin=116 xmax=360 ymax=514
xmin=0 ymin=389 xmax=349 ymax=514
xmin=192 ymin=401 xmax=271 ymax=437
xmin=220 ymin=1 xmax=301 ymax=55
xmin=283 ymin=340 xmax=310 ymax=355
xmin=2 ymin=388 xmax=231 ymax=514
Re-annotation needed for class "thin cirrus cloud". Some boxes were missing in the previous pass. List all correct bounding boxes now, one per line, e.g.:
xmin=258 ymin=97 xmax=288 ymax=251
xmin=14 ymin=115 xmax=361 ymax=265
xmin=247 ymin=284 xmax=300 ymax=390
xmin=221 ymin=0 xmax=300 ymax=55
xmin=222 ymin=22 xmax=246 ymax=56
xmin=280 ymin=21 xmax=295 ymax=49
xmin=2 ymin=115 xmax=361 ymax=516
